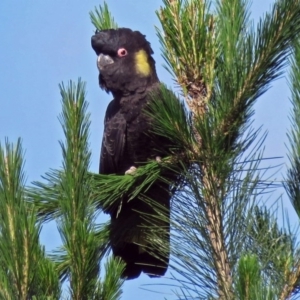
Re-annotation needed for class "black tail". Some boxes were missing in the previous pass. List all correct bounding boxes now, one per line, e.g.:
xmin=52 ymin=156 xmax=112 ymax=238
xmin=109 ymin=181 xmax=170 ymax=279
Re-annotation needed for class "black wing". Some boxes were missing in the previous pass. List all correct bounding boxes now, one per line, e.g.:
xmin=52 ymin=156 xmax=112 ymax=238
xmin=100 ymin=99 xmax=126 ymax=174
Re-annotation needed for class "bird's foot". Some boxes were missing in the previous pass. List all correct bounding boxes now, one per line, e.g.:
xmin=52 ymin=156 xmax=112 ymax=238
xmin=125 ymin=166 xmax=137 ymax=175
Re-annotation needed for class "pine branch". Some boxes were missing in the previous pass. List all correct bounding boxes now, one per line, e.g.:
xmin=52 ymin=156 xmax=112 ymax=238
xmin=100 ymin=257 xmax=125 ymax=300
xmin=198 ymin=1 xmax=300 ymax=292
xmin=279 ymin=261 xmax=300 ymax=300
xmin=145 ymin=66 xmax=271 ymax=299
xmin=27 ymin=169 xmax=63 ymax=222
xmin=0 ymin=139 xmax=60 ymax=299
xmin=28 ymin=80 xmax=120 ymax=299
xmin=203 ymin=175 xmax=233 ymax=299
xmin=157 ymin=0 xmax=216 ymax=109
xmin=283 ymin=38 xmax=300 ymax=299
xmin=90 ymin=2 xmax=118 ymax=31
xmin=245 ymin=206 xmax=296 ymax=297
xmin=54 ymin=80 xmax=105 ymax=300
xmin=236 ymin=254 xmax=261 ymax=299
xmin=285 ymin=39 xmax=300 ymax=219
xmin=156 ymin=0 xmax=300 ymax=298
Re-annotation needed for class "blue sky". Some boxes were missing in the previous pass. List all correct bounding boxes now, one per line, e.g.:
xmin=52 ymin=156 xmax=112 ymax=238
xmin=0 ymin=0 xmax=297 ymax=299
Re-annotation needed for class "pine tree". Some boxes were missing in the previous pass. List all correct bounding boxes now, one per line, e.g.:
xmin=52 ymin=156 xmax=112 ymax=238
xmin=1 ymin=0 xmax=300 ymax=299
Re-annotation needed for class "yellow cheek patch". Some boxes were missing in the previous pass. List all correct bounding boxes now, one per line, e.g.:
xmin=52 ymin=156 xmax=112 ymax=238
xmin=135 ymin=50 xmax=151 ymax=76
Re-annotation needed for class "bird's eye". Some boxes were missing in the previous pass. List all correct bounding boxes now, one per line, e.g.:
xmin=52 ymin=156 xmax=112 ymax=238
xmin=117 ymin=48 xmax=128 ymax=57
xmin=95 ymin=29 xmax=100 ymax=34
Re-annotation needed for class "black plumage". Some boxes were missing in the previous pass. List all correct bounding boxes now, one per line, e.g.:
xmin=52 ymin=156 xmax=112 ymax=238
xmin=91 ymin=28 xmax=172 ymax=279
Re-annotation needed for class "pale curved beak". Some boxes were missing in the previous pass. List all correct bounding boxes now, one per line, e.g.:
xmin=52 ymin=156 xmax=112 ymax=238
xmin=97 ymin=54 xmax=114 ymax=71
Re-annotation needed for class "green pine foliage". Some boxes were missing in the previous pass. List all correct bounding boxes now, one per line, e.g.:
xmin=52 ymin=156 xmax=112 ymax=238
xmin=154 ymin=0 xmax=300 ymax=298
xmin=0 ymin=139 xmax=60 ymax=299
xmin=90 ymin=2 xmax=118 ymax=31
xmin=28 ymin=80 xmax=125 ymax=300
xmin=2 ymin=0 xmax=300 ymax=299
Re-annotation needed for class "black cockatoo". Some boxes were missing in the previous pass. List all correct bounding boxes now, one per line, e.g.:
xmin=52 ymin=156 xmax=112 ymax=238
xmin=91 ymin=28 xmax=173 ymax=279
